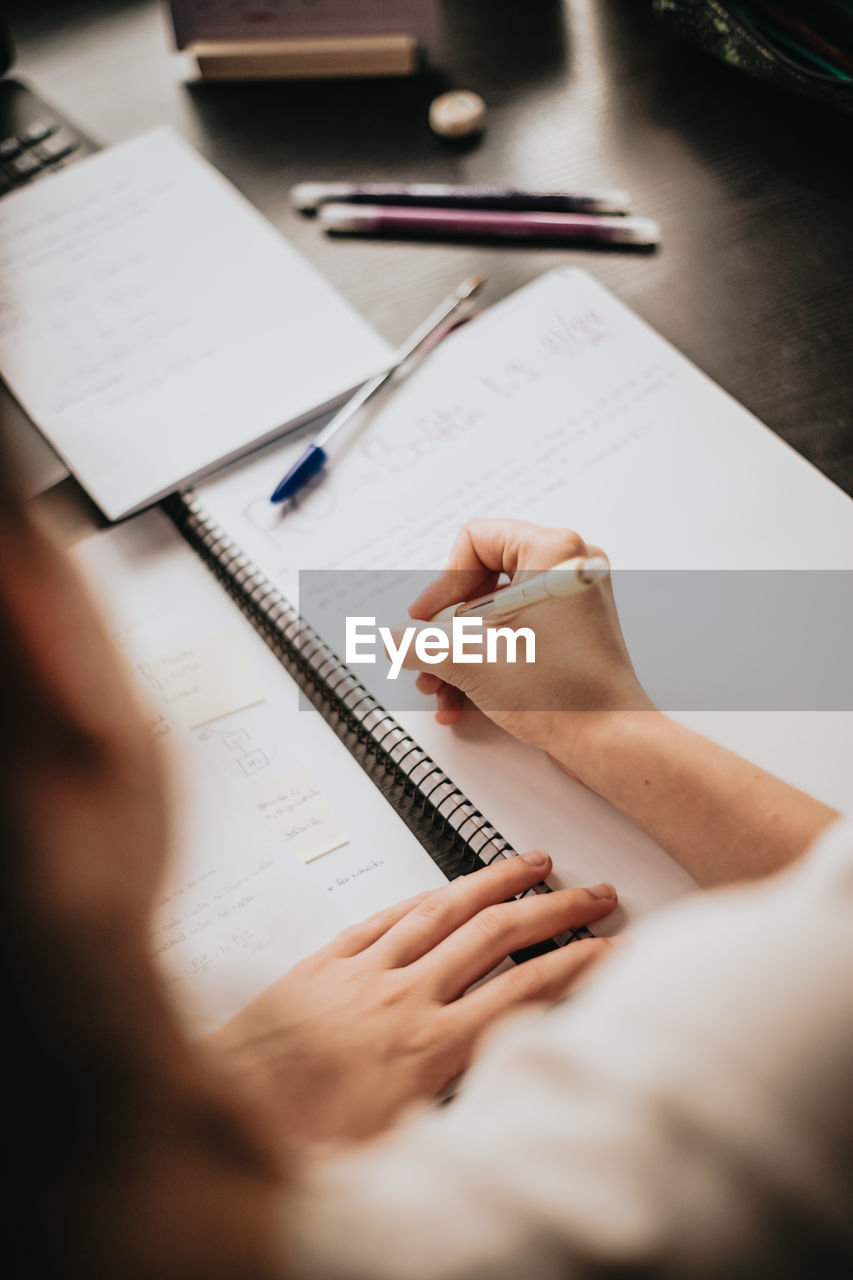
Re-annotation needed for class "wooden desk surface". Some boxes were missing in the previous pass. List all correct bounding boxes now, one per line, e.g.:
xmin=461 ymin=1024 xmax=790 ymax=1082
xmin=7 ymin=0 xmax=853 ymax=536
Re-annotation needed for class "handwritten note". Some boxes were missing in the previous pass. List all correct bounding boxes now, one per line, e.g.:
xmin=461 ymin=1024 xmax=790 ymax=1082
xmin=151 ymin=737 xmax=346 ymax=1034
xmin=196 ymin=267 xmax=853 ymax=581
xmin=153 ymin=855 xmax=278 ymax=974
xmin=251 ymin=768 xmax=348 ymax=862
xmin=146 ymin=709 xmax=172 ymax=742
xmin=137 ymin=630 xmax=264 ymax=728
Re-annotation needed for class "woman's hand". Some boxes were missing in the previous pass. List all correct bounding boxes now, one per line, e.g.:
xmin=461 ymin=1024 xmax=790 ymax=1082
xmin=404 ymin=518 xmax=838 ymax=888
xmin=402 ymin=518 xmax=652 ymax=776
xmin=207 ymin=851 xmax=616 ymax=1148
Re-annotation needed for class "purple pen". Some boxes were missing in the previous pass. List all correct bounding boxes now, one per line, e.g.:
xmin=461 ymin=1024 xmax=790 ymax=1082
xmin=292 ymin=181 xmax=632 ymax=216
xmin=318 ymin=203 xmax=661 ymax=247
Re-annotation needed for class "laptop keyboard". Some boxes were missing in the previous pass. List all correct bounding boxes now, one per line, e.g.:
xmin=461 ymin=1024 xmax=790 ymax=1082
xmin=0 ymin=77 xmax=97 ymax=198
xmin=0 ymin=118 xmax=82 ymax=193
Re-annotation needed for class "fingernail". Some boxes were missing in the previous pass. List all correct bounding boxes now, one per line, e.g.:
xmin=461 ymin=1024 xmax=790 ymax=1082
xmin=521 ymin=849 xmax=549 ymax=868
xmin=587 ymin=882 xmax=617 ymax=900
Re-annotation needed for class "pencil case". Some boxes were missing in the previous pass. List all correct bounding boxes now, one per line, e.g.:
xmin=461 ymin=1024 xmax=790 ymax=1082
xmin=652 ymin=0 xmax=853 ymax=111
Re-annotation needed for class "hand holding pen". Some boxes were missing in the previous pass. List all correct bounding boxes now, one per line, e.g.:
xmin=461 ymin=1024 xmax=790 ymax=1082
xmin=398 ymin=518 xmax=650 ymax=746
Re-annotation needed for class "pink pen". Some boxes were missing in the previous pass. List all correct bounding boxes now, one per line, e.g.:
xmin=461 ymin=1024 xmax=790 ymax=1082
xmin=318 ymin=202 xmax=660 ymax=247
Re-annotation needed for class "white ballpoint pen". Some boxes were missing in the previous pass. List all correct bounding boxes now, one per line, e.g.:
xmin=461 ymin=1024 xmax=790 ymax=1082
xmin=430 ymin=556 xmax=610 ymax=624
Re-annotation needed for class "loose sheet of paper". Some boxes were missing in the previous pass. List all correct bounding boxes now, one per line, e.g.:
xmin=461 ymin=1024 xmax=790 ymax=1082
xmin=0 ymin=128 xmax=391 ymax=519
xmin=195 ymin=268 xmax=853 ymax=924
xmin=251 ymin=768 xmax=348 ymax=862
xmin=136 ymin=630 xmax=264 ymax=728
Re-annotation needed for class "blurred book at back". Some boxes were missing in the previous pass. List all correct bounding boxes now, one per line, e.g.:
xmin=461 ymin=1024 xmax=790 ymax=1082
xmin=166 ymin=0 xmax=439 ymax=79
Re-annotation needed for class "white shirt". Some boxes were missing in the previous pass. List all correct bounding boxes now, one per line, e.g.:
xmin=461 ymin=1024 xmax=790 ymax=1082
xmin=283 ymin=820 xmax=853 ymax=1278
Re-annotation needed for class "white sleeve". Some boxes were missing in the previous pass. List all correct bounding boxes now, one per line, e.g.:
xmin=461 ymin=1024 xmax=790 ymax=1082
xmin=281 ymin=820 xmax=853 ymax=1280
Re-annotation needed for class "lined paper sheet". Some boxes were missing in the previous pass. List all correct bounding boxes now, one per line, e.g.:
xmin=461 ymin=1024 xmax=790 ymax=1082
xmin=0 ymin=129 xmax=391 ymax=520
xmin=195 ymin=268 xmax=853 ymax=925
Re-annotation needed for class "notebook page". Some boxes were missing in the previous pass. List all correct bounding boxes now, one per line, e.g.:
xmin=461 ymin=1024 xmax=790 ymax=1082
xmin=74 ymin=510 xmax=447 ymax=1029
xmin=151 ymin=725 xmax=345 ymax=1036
xmin=0 ymin=129 xmax=391 ymax=520
xmin=194 ymin=268 xmax=853 ymax=925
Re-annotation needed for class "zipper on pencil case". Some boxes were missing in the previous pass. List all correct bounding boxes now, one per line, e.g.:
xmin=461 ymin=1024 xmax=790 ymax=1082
xmin=711 ymin=0 xmax=853 ymax=82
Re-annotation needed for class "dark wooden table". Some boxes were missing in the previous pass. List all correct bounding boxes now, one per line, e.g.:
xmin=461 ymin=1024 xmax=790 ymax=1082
xmin=7 ymin=0 xmax=853 ymax=522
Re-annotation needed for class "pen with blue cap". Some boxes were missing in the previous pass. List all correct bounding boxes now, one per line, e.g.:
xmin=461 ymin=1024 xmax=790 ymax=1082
xmin=270 ymin=274 xmax=486 ymax=504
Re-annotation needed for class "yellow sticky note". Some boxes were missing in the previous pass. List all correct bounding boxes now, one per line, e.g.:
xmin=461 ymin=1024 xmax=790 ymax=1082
xmin=137 ymin=631 xmax=264 ymax=729
xmin=251 ymin=768 xmax=348 ymax=863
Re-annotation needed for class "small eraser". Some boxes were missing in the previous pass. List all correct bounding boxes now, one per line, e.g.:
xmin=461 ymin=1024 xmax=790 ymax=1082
xmin=428 ymin=90 xmax=487 ymax=139
xmin=291 ymin=182 xmax=328 ymax=213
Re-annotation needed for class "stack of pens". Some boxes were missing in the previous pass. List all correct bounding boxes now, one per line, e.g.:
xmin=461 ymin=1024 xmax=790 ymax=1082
xmin=292 ymin=182 xmax=661 ymax=249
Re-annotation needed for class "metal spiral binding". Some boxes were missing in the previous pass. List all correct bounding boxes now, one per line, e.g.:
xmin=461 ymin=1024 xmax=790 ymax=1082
xmin=163 ymin=492 xmax=591 ymax=952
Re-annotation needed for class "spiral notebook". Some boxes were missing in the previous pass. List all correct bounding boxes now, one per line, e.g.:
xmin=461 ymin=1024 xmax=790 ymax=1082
xmin=76 ymin=265 xmax=853 ymax=1031
xmin=163 ymin=491 xmax=583 ymax=934
xmin=172 ymin=267 xmax=853 ymax=930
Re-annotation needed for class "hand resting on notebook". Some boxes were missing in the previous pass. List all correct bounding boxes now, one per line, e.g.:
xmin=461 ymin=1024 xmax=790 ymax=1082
xmin=207 ymin=852 xmax=614 ymax=1147
xmin=406 ymin=519 xmax=838 ymax=888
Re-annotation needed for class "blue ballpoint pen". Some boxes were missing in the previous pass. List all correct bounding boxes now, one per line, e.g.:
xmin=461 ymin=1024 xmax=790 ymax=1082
xmin=269 ymin=274 xmax=486 ymax=504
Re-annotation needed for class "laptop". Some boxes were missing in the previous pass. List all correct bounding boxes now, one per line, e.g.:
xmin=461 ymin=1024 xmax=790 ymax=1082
xmin=0 ymin=20 xmax=97 ymax=197
xmin=0 ymin=17 xmax=99 ymax=494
